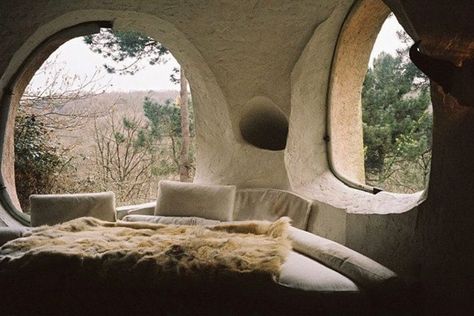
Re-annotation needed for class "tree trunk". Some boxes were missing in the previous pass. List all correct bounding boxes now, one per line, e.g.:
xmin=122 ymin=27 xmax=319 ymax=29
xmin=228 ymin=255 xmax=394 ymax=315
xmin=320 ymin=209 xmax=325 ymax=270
xmin=178 ymin=68 xmax=191 ymax=182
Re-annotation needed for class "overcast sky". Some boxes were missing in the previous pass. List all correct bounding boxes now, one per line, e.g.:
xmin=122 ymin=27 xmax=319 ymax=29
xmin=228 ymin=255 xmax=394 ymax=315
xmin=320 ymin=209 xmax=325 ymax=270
xmin=28 ymin=37 xmax=181 ymax=93
xmin=369 ymin=14 xmax=406 ymax=65
xmin=28 ymin=15 xmax=404 ymax=93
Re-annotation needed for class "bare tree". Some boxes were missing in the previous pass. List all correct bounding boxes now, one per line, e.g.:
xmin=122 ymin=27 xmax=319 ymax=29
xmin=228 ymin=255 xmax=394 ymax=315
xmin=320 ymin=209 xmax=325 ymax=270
xmin=85 ymin=29 xmax=193 ymax=182
xmin=92 ymin=109 xmax=157 ymax=204
xmin=20 ymin=55 xmax=109 ymax=130
xmin=178 ymin=69 xmax=191 ymax=181
xmin=14 ymin=53 xmax=109 ymax=209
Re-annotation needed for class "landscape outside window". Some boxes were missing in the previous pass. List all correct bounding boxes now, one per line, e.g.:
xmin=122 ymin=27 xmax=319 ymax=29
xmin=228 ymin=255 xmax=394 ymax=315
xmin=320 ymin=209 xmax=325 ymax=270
xmin=15 ymin=29 xmax=195 ymax=210
xmin=362 ymin=14 xmax=432 ymax=193
xmin=14 ymin=16 xmax=431 ymax=211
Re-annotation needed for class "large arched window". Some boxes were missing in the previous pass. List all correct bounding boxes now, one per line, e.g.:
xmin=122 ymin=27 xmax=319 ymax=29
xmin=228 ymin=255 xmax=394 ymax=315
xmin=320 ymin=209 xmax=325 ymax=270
xmin=14 ymin=27 xmax=195 ymax=212
xmin=0 ymin=19 xmax=206 ymax=224
xmin=328 ymin=0 xmax=431 ymax=194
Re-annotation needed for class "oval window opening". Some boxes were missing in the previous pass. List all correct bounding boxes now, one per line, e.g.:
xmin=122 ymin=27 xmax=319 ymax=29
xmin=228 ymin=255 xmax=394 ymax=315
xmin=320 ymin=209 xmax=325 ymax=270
xmin=14 ymin=27 xmax=196 ymax=211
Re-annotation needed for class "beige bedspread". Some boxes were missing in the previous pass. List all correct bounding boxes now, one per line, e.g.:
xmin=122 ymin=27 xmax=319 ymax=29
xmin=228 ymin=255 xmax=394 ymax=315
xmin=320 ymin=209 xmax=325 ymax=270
xmin=0 ymin=216 xmax=291 ymax=281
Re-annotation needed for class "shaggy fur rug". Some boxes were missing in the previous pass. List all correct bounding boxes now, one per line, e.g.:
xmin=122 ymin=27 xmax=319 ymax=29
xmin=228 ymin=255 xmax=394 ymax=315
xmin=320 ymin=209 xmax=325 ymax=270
xmin=0 ymin=217 xmax=291 ymax=281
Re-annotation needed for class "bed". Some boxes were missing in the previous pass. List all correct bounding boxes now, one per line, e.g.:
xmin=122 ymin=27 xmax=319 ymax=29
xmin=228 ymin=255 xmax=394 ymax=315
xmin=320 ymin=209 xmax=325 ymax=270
xmin=0 ymin=181 xmax=406 ymax=315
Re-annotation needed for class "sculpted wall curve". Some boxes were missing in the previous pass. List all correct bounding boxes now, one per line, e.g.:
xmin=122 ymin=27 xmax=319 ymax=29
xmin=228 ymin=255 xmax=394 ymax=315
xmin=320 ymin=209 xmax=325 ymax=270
xmin=382 ymin=1 xmax=474 ymax=313
xmin=1 ymin=1 xmax=473 ymax=313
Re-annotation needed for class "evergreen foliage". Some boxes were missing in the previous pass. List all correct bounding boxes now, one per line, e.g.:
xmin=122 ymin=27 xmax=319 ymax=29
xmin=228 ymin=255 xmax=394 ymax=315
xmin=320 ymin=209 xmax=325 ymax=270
xmin=142 ymin=97 xmax=195 ymax=176
xmin=83 ymin=29 xmax=168 ymax=74
xmin=85 ymin=28 xmax=193 ymax=182
xmin=362 ymin=37 xmax=432 ymax=192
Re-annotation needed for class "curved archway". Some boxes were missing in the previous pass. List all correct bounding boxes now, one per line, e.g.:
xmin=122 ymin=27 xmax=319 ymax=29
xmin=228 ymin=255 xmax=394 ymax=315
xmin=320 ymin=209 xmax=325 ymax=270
xmin=327 ymin=0 xmax=391 ymax=192
xmin=327 ymin=0 xmax=431 ymax=195
xmin=0 ymin=22 xmax=111 ymax=224
xmin=0 ymin=10 xmax=234 ymax=225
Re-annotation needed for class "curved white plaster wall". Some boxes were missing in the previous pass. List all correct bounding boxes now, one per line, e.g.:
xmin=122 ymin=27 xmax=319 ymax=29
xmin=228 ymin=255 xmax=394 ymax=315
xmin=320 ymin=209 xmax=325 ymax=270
xmin=0 ymin=2 xmax=423 ymax=277
xmin=0 ymin=3 xmax=296 ymax=202
xmin=284 ymin=0 xmax=425 ymax=280
xmin=0 ymin=1 xmax=418 ymax=236
xmin=285 ymin=6 xmax=351 ymax=186
xmin=328 ymin=0 xmax=390 ymax=185
xmin=0 ymin=1 xmax=349 ymax=222
xmin=2 ymin=1 xmax=474 ymax=313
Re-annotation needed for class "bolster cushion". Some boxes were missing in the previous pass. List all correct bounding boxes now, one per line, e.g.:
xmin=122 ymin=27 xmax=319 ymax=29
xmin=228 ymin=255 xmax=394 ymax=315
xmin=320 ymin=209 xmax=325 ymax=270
xmin=116 ymin=201 xmax=155 ymax=220
xmin=288 ymin=227 xmax=398 ymax=290
xmin=122 ymin=214 xmax=220 ymax=226
xmin=0 ymin=227 xmax=30 ymax=246
xmin=155 ymin=181 xmax=236 ymax=221
xmin=30 ymin=192 xmax=116 ymax=227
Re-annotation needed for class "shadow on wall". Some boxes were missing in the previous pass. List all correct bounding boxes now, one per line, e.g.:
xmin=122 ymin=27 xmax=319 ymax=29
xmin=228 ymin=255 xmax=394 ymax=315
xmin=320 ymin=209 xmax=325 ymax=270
xmin=239 ymin=96 xmax=289 ymax=151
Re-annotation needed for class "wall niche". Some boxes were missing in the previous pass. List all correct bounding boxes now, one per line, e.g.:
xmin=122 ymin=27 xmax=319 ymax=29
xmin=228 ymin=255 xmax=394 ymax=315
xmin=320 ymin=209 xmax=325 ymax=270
xmin=239 ymin=96 xmax=288 ymax=151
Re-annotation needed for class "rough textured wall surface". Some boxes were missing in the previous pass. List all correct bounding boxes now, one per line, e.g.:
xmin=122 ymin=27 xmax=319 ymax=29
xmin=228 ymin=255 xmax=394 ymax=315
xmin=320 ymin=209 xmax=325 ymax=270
xmin=0 ymin=1 xmax=473 ymax=314
xmin=0 ymin=0 xmax=355 ymax=192
xmin=285 ymin=2 xmax=353 ymax=186
xmin=415 ymin=85 xmax=474 ymax=315
xmin=328 ymin=0 xmax=390 ymax=184
xmin=383 ymin=1 xmax=474 ymax=314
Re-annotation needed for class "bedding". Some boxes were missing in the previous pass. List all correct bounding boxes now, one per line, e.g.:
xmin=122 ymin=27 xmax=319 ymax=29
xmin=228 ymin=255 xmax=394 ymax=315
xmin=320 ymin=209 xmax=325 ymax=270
xmin=0 ymin=216 xmax=404 ymax=315
xmin=288 ymin=227 xmax=399 ymax=290
xmin=0 ymin=216 xmax=291 ymax=280
xmin=0 ymin=226 xmax=29 ymax=246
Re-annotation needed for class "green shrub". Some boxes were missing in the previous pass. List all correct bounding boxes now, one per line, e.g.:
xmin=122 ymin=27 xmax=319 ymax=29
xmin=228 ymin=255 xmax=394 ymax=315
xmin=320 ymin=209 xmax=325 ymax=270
xmin=14 ymin=110 xmax=69 ymax=210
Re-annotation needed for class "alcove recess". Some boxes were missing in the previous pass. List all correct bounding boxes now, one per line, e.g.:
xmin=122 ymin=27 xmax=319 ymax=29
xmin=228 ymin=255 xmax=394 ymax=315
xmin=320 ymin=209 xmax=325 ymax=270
xmin=239 ymin=96 xmax=289 ymax=151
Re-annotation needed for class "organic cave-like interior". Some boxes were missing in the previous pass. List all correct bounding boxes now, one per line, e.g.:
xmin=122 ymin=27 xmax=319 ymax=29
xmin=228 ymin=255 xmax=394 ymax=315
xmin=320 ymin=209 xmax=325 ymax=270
xmin=0 ymin=1 xmax=473 ymax=315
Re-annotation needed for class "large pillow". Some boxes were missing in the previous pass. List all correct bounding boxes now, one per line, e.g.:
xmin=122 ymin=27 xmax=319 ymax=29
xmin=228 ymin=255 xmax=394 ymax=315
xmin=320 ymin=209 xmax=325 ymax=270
xmin=288 ymin=227 xmax=399 ymax=290
xmin=155 ymin=181 xmax=236 ymax=221
xmin=233 ymin=188 xmax=312 ymax=229
xmin=30 ymin=192 xmax=116 ymax=227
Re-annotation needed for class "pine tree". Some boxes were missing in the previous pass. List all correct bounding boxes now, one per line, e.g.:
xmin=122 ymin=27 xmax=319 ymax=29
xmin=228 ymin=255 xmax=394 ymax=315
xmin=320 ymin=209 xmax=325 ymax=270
xmin=362 ymin=35 xmax=432 ymax=192
xmin=84 ymin=29 xmax=192 ymax=181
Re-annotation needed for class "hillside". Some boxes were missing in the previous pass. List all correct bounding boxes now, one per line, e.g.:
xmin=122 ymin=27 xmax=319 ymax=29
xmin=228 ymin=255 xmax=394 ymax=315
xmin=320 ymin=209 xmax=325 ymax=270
xmin=52 ymin=90 xmax=180 ymax=202
xmin=60 ymin=90 xmax=179 ymax=116
xmin=54 ymin=89 xmax=179 ymax=144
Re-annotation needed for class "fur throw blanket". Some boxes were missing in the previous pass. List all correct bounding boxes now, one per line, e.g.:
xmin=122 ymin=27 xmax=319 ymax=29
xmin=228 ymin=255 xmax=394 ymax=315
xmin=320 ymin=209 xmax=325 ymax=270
xmin=0 ymin=217 xmax=291 ymax=284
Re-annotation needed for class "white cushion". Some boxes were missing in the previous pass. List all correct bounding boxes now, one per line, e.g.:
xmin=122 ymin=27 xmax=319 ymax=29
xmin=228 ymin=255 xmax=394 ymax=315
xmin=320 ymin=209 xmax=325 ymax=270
xmin=288 ymin=227 xmax=398 ymax=290
xmin=116 ymin=202 xmax=155 ymax=219
xmin=122 ymin=215 xmax=220 ymax=226
xmin=278 ymin=251 xmax=360 ymax=292
xmin=234 ymin=189 xmax=312 ymax=229
xmin=155 ymin=181 xmax=236 ymax=221
xmin=30 ymin=192 xmax=116 ymax=227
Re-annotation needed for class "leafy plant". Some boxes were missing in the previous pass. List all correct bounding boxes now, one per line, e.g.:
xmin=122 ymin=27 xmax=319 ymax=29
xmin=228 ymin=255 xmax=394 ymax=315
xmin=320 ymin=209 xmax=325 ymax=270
xmin=14 ymin=109 xmax=71 ymax=210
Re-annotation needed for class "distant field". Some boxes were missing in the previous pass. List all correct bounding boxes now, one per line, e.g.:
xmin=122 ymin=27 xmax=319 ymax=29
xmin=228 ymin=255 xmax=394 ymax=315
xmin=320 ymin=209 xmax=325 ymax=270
xmin=55 ymin=89 xmax=178 ymax=160
xmin=52 ymin=90 xmax=180 ymax=205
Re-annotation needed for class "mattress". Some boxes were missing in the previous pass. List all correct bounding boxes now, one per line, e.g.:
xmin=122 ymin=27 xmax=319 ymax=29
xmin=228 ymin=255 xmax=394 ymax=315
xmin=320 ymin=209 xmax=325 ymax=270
xmin=0 ymin=217 xmax=404 ymax=315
